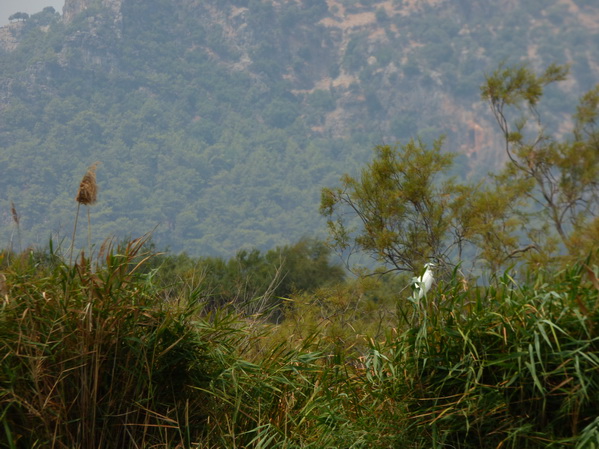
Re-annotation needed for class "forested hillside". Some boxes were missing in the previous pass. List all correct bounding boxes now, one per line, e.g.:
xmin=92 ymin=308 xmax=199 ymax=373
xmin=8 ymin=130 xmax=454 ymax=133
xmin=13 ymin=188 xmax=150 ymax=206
xmin=1 ymin=0 xmax=598 ymax=255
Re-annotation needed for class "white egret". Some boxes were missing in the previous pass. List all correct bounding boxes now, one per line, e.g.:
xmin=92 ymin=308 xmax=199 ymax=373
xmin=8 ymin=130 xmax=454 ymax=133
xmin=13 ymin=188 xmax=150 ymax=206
xmin=412 ymin=262 xmax=435 ymax=300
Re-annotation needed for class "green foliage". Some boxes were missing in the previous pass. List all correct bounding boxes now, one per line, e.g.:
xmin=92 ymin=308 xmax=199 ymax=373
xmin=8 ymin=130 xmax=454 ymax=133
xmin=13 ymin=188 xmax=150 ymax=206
xmin=0 ymin=0 xmax=360 ymax=257
xmin=2 ymin=2 xmax=599 ymax=446
xmin=323 ymin=64 xmax=598 ymax=276
xmin=481 ymin=63 xmax=599 ymax=266
xmin=321 ymin=138 xmax=467 ymax=273
xmin=145 ymin=238 xmax=345 ymax=315
xmin=481 ymin=62 xmax=568 ymax=109
xmin=202 ymin=339 xmax=354 ymax=448
xmin=1 ymin=240 xmax=599 ymax=448
xmin=361 ymin=261 xmax=599 ymax=448
xmin=8 ymin=12 xmax=29 ymax=22
xmin=0 ymin=239 xmax=221 ymax=448
xmin=0 ymin=239 xmax=382 ymax=448
xmin=263 ymin=98 xmax=300 ymax=128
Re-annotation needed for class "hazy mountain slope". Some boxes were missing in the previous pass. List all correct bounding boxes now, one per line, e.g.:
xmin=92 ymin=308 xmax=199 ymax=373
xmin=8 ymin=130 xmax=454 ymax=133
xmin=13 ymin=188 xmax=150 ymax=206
xmin=0 ymin=0 xmax=597 ymax=256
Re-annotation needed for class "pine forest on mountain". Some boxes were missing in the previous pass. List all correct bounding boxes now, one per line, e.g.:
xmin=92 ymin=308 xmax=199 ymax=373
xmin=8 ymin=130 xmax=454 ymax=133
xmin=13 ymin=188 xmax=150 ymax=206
xmin=0 ymin=0 xmax=598 ymax=257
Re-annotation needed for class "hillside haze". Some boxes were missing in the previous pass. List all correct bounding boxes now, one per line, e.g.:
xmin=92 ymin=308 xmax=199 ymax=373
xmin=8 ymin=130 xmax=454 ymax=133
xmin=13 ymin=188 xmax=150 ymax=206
xmin=1 ymin=0 xmax=598 ymax=256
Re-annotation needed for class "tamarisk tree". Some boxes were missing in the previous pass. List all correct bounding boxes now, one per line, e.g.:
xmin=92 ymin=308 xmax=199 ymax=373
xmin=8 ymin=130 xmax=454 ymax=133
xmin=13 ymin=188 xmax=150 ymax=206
xmin=320 ymin=138 xmax=469 ymax=274
xmin=321 ymin=63 xmax=599 ymax=276
xmin=481 ymin=63 xmax=599 ymax=264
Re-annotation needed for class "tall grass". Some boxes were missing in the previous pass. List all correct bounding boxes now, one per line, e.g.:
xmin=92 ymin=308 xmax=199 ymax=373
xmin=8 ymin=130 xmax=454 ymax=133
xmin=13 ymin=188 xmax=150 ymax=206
xmin=1 ymin=238 xmax=598 ymax=448
xmin=0 ymin=240 xmax=361 ymax=448
xmin=361 ymin=262 xmax=599 ymax=448
xmin=1 ymin=238 xmax=221 ymax=448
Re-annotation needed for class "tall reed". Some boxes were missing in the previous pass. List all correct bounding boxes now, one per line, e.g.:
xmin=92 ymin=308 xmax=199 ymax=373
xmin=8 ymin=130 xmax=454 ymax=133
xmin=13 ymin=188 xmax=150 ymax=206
xmin=2 ymin=232 xmax=597 ymax=448
xmin=360 ymin=262 xmax=599 ymax=448
xmin=0 ymin=238 xmax=223 ymax=448
xmin=8 ymin=201 xmax=21 ymax=257
xmin=70 ymin=162 xmax=99 ymax=265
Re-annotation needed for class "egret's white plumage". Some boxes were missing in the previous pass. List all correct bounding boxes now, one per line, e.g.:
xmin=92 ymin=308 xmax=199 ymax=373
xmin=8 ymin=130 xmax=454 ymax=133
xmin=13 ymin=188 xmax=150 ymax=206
xmin=412 ymin=262 xmax=435 ymax=300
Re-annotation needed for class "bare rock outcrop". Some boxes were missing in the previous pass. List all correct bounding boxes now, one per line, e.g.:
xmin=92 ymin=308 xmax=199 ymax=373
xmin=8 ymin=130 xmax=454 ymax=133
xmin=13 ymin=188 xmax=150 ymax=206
xmin=63 ymin=0 xmax=123 ymax=23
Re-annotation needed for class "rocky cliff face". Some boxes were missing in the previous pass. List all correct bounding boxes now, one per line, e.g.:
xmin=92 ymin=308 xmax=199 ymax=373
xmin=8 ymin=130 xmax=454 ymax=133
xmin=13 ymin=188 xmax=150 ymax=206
xmin=63 ymin=0 xmax=123 ymax=23
xmin=0 ymin=22 xmax=22 ymax=52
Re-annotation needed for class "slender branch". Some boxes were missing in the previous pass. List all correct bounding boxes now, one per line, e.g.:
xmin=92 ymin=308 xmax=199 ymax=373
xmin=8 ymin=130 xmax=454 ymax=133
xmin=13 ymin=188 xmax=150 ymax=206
xmin=503 ymin=244 xmax=539 ymax=262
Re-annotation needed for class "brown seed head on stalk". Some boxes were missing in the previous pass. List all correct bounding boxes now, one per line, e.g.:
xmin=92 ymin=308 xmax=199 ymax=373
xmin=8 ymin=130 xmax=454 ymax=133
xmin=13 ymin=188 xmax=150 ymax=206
xmin=10 ymin=201 xmax=19 ymax=225
xmin=76 ymin=162 xmax=100 ymax=206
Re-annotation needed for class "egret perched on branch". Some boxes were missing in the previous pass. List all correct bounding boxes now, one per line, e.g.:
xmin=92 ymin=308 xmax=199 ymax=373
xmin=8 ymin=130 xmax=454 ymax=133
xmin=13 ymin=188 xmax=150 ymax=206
xmin=412 ymin=262 xmax=435 ymax=301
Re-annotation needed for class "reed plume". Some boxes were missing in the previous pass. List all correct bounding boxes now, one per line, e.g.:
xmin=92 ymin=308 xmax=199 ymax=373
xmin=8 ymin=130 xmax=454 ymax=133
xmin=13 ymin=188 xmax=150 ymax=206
xmin=76 ymin=162 xmax=99 ymax=206
xmin=70 ymin=163 xmax=100 ymax=265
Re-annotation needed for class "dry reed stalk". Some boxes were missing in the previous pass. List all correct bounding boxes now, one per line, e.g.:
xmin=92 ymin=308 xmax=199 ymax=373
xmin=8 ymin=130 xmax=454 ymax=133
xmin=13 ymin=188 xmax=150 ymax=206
xmin=9 ymin=201 xmax=22 ymax=255
xmin=10 ymin=201 xmax=19 ymax=226
xmin=0 ymin=273 xmax=7 ymax=300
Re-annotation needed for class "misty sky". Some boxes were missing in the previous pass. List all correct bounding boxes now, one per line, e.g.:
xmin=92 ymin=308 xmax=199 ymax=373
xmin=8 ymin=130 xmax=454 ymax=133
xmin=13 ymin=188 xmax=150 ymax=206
xmin=1 ymin=0 xmax=64 ymax=26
